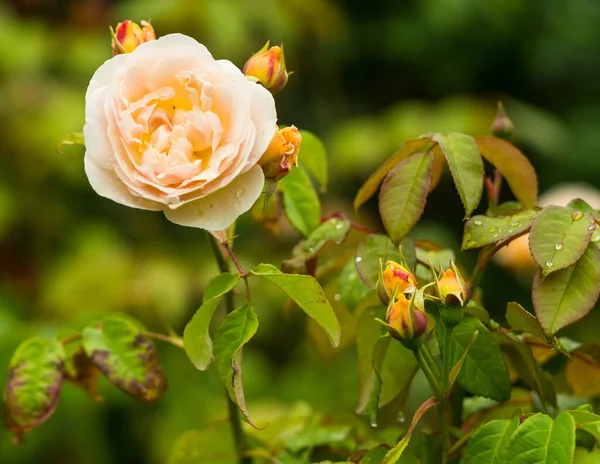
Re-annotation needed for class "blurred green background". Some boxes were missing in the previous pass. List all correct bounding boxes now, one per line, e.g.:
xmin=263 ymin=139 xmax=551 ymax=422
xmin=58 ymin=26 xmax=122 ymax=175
xmin=1 ymin=0 xmax=600 ymax=462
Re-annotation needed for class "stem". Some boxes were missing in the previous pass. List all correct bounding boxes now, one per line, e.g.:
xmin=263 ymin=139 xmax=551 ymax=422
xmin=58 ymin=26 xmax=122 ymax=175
xmin=438 ymin=402 xmax=452 ymax=463
xmin=206 ymin=232 xmax=252 ymax=464
xmin=414 ymin=345 xmax=443 ymax=398
xmin=223 ymin=241 xmax=252 ymax=300
xmin=439 ymin=322 xmax=453 ymax=462
xmin=144 ymin=331 xmax=184 ymax=348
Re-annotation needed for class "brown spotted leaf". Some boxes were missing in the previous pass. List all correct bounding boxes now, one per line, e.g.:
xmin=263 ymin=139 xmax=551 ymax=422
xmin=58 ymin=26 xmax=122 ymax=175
xmin=82 ymin=316 xmax=166 ymax=403
xmin=63 ymin=343 xmax=102 ymax=401
xmin=3 ymin=337 xmax=65 ymax=441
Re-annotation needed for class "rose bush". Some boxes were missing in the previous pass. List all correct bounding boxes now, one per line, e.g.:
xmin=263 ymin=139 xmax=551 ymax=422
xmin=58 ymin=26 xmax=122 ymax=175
xmin=84 ymin=34 xmax=277 ymax=231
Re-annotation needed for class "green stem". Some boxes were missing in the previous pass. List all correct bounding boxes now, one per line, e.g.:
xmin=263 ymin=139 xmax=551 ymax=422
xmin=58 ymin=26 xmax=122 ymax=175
xmin=438 ymin=402 xmax=452 ymax=463
xmin=440 ymin=322 xmax=453 ymax=462
xmin=414 ymin=345 xmax=443 ymax=398
xmin=206 ymin=232 xmax=252 ymax=464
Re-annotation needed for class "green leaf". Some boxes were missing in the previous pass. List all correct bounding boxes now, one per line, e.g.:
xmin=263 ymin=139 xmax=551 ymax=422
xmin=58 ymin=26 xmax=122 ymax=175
xmin=213 ymin=303 xmax=258 ymax=425
xmin=251 ymin=263 xmax=341 ymax=347
xmin=449 ymin=331 xmax=478 ymax=390
xmin=475 ymin=136 xmax=538 ymax=209
xmin=500 ymin=412 xmax=575 ymax=464
xmin=63 ymin=343 xmax=101 ymax=400
xmin=339 ymin=259 xmax=373 ymax=311
xmin=356 ymin=307 xmax=385 ymax=416
xmin=57 ymin=131 xmax=84 ymax=153
xmin=168 ymin=424 xmax=236 ymax=464
xmin=377 ymin=334 xmax=419 ymax=408
xmin=529 ymin=206 xmax=596 ymax=275
xmin=280 ymin=165 xmax=321 ymax=236
xmin=565 ymin=409 xmax=600 ymax=443
xmin=462 ymin=210 xmax=536 ymax=250
xmin=359 ymin=446 xmax=390 ymax=464
xmin=283 ymin=423 xmax=352 ymax=453
xmin=3 ymin=338 xmax=65 ymax=441
xmin=184 ymin=273 xmax=240 ymax=371
xmin=82 ymin=316 xmax=166 ymax=403
xmin=354 ymin=137 xmax=431 ymax=213
xmin=433 ymin=133 xmax=484 ymax=218
xmin=282 ymin=217 xmax=351 ymax=272
xmin=298 ymin=130 xmax=328 ymax=187
xmin=533 ymin=244 xmax=600 ymax=336
xmin=355 ymin=234 xmax=401 ymax=289
xmin=379 ymin=151 xmax=434 ymax=244
xmin=505 ymin=302 xmax=545 ymax=339
xmin=496 ymin=332 xmax=556 ymax=407
xmin=463 ymin=417 xmax=518 ymax=464
xmin=567 ymin=198 xmax=596 ymax=213
xmin=448 ymin=316 xmax=511 ymax=401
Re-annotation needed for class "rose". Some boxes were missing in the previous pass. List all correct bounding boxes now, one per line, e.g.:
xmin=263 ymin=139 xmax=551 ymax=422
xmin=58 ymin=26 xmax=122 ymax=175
xmin=84 ymin=34 xmax=277 ymax=231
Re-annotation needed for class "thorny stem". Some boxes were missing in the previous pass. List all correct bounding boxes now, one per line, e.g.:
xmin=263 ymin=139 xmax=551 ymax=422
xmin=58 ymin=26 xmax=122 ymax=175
xmin=207 ymin=233 xmax=252 ymax=300
xmin=206 ymin=232 xmax=252 ymax=464
xmin=222 ymin=241 xmax=252 ymax=300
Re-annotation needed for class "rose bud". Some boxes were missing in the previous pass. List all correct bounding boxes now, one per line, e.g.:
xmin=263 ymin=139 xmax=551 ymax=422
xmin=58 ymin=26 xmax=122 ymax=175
xmin=386 ymin=293 xmax=428 ymax=342
xmin=258 ymin=125 xmax=301 ymax=182
xmin=382 ymin=261 xmax=417 ymax=298
xmin=111 ymin=20 xmax=156 ymax=55
xmin=491 ymin=101 xmax=514 ymax=140
xmin=243 ymin=41 xmax=289 ymax=94
xmin=436 ymin=262 xmax=470 ymax=306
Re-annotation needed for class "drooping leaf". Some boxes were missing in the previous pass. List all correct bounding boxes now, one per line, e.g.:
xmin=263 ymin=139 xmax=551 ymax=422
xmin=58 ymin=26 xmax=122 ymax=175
xmin=447 ymin=316 xmax=511 ymax=401
xmin=3 ymin=338 xmax=65 ymax=441
xmin=82 ymin=316 xmax=166 ymax=403
xmin=565 ymin=409 xmax=600 ymax=443
xmin=433 ymin=132 xmax=484 ymax=218
xmin=500 ymin=412 xmax=575 ymax=464
xmin=251 ymin=263 xmax=340 ymax=347
xmin=475 ymin=136 xmax=538 ymax=209
xmin=505 ymin=302 xmax=545 ymax=340
xmin=354 ymin=137 xmax=431 ymax=213
xmin=533 ymin=244 xmax=600 ymax=336
xmin=339 ymin=259 xmax=373 ymax=311
xmin=213 ymin=303 xmax=258 ymax=425
xmin=282 ymin=216 xmax=351 ymax=271
xmin=379 ymin=151 xmax=433 ymax=244
xmin=355 ymin=234 xmax=401 ymax=289
xmin=565 ymin=344 xmax=600 ymax=397
xmin=63 ymin=343 xmax=101 ymax=401
xmin=429 ymin=144 xmax=446 ymax=192
xmin=529 ymin=206 xmax=595 ymax=275
xmin=56 ymin=131 xmax=85 ymax=153
xmin=280 ymin=165 xmax=321 ymax=236
xmin=463 ymin=417 xmax=518 ymax=464
xmin=298 ymin=130 xmax=328 ymax=187
xmin=495 ymin=332 xmax=556 ymax=407
xmin=183 ymin=273 xmax=240 ymax=371
xmin=462 ymin=210 xmax=536 ymax=250
xmin=168 ymin=423 xmax=236 ymax=464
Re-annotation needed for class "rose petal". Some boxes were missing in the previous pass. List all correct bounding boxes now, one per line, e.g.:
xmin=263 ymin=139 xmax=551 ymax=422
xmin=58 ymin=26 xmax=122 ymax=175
xmin=246 ymin=82 xmax=277 ymax=167
xmin=84 ymin=156 xmax=162 ymax=211
xmin=163 ymin=164 xmax=264 ymax=230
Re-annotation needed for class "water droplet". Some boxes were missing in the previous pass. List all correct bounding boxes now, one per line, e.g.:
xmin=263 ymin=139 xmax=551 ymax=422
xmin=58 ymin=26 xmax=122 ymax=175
xmin=235 ymin=189 xmax=246 ymax=199
xmin=555 ymin=241 xmax=563 ymax=250
xmin=355 ymin=256 xmax=363 ymax=263
xmin=464 ymin=233 xmax=472 ymax=241
xmin=546 ymin=261 xmax=553 ymax=268
xmin=473 ymin=220 xmax=483 ymax=226
xmin=369 ymin=418 xmax=378 ymax=428
xmin=573 ymin=211 xmax=584 ymax=221
xmin=508 ymin=229 xmax=514 ymax=234
xmin=488 ymin=227 xmax=497 ymax=233
xmin=397 ymin=411 xmax=406 ymax=424
xmin=594 ymin=234 xmax=600 ymax=242
xmin=589 ymin=224 xmax=596 ymax=231
xmin=334 ymin=294 xmax=342 ymax=301
xmin=467 ymin=240 xmax=477 ymax=248
xmin=510 ymin=221 xmax=520 ymax=227
xmin=307 ymin=247 xmax=315 ymax=253
xmin=493 ymin=233 xmax=499 ymax=238
xmin=335 ymin=223 xmax=344 ymax=230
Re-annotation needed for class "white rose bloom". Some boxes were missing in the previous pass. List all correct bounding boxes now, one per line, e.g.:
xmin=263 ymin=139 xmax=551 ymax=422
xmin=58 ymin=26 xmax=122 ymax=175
xmin=84 ymin=34 xmax=277 ymax=230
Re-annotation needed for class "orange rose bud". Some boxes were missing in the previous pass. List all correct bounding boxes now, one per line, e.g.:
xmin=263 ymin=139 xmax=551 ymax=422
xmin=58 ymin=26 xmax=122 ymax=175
xmin=382 ymin=261 xmax=417 ymax=298
xmin=243 ymin=41 xmax=289 ymax=94
xmin=111 ymin=20 xmax=156 ymax=55
xmin=386 ymin=293 xmax=428 ymax=341
xmin=437 ymin=263 xmax=469 ymax=306
xmin=259 ymin=125 xmax=301 ymax=182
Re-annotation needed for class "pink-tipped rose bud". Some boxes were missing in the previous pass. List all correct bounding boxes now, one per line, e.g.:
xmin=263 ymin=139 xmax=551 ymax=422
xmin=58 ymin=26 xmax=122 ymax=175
xmin=491 ymin=101 xmax=514 ymax=140
xmin=112 ymin=20 xmax=156 ymax=55
xmin=437 ymin=262 xmax=469 ymax=306
xmin=258 ymin=125 xmax=301 ymax=182
xmin=382 ymin=261 xmax=417 ymax=298
xmin=386 ymin=293 xmax=428 ymax=341
xmin=243 ymin=41 xmax=289 ymax=94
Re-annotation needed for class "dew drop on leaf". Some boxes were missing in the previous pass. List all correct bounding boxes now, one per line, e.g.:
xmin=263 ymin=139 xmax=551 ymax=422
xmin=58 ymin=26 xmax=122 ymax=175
xmin=573 ymin=211 xmax=584 ymax=221
xmin=397 ymin=411 xmax=406 ymax=423
xmin=473 ymin=220 xmax=483 ymax=226
xmin=510 ymin=221 xmax=520 ymax=227
xmin=333 ymin=294 xmax=342 ymax=301
xmin=508 ymin=229 xmax=514 ymax=234
xmin=546 ymin=261 xmax=553 ymax=267
xmin=467 ymin=240 xmax=477 ymax=248
xmin=370 ymin=418 xmax=378 ymax=428
xmin=355 ymin=256 xmax=363 ymax=263
xmin=555 ymin=241 xmax=563 ymax=250
xmin=589 ymin=225 xmax=596 ymax=231
xmin=488 ymin=227 xmax=497 ymax=233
